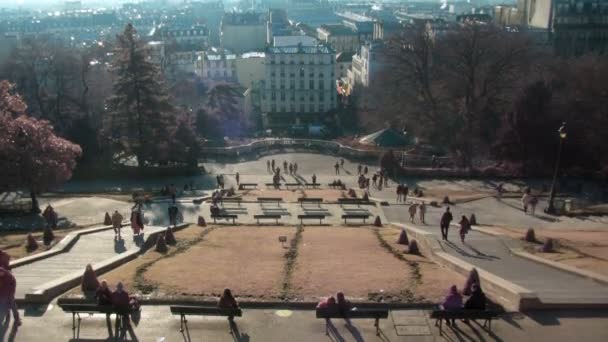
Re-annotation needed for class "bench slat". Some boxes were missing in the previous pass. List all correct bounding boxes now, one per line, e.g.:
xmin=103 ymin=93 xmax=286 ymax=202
xmin=316 ymin=308 xmax=388 ymax=319
xmin=430 ymin=310 xmax=498 ymax=319
xmin=170 ymin=306 xmax=242 ymax=317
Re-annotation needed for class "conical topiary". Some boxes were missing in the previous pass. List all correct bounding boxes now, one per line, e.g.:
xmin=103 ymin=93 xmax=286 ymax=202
xmin=155 ymin=235 xmax=168 ymax=253
xmin=443 ymin=196 xmax=451 ymax=204
xmin=43 ymin=226 xmax=55 ymax=246
xmin=81 ymin=264 xmax=99 ymax=292
xmin=524 ymin=228 xmax=536 ymax=242
xmin=26 ymin=233 xmax=38 ymax=252
xmin=542 ymin=238 xmax=555 ymax=253
xmin=198 ymin=216 xmax=206 ymax=227
xmin=408 ymin=240 xmax=420 ymax=254
xmin=397 ymin=229 xmax=409 ymax=245
xmin=374 ymin=216 xmax=382 ymax=227
xmin=463 ymin=268 xmax=480 ymax=296
xmin=104 ymin=212 xmax=112 ymax=225
xmin=469 ymin=214 xmax=477 ymax=226
xmin=165 ymin=227 xmax=176 ymax=245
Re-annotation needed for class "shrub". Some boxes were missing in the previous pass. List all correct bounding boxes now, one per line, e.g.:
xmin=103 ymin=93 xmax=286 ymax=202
xmin=104 ymin=212 xmax=112 ymax=225
xmin=374 ymin=216 xmax=382 ymax=227
xmin=43 ymin=227 xmax=55 ymax=246
xmin=542 ymin=238 xmax=555 ymax=253
xmin=524 ymin=228 xmax=536 ymax=242
xmin=155 ymin=235 xmax=168 ymax=253
xmin=408 ymin=240 xmax=419 ymax=254
xmin=165 ymin=227 xmax=176 ymax=245
xmin=463 ymin=268 xmax=480 ymax=295
xmin=198 ymin=216 xmax=206 ymax=227
xmin=397 ymin=229 xmax=409 ymax=245
xmin=26 ymin=233 xmax=38 ymax=252
xmin=81 ymin=264 xmax=99 ymax=292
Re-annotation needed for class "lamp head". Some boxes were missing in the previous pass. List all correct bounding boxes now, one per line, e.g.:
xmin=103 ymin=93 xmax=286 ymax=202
xmin=558 ymin=122 xmax=567 ymax=139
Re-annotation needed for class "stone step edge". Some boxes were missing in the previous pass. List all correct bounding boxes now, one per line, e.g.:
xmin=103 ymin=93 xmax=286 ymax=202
xmin=18 ymin=223 xmax=189 ymax=304
xmin=9 ymin=221 xmax=130 ymax=269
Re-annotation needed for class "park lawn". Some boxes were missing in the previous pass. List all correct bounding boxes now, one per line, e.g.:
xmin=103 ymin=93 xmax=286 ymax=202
xmin=0 ymin=226 xmax=82 ymax=260
xmin=143 ymin=226 xmax=295 ymax=299
xmin=379 ymin=226 xmax=466 ymax=302
xmin=66 ymin=224 xmax=206 ymax=295
xmin=290 ymin=227 xmax=414 ymax=302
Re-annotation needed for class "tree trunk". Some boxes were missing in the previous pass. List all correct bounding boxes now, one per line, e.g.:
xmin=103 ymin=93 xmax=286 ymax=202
xmin=30 ymin=191 xmax=41 ymax=214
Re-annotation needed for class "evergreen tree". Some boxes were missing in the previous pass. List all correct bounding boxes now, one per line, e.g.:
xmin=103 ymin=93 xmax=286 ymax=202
xmin=105 ymin=24 xmax=174 ymax=167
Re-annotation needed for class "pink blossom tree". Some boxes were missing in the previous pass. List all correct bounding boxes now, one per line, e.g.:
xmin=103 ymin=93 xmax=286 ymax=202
xmin=0 ymin=81 xmax=82 ymax=213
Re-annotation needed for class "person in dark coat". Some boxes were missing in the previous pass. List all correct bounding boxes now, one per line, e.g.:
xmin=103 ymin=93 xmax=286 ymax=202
xmin=112 ymin=282 xmax=131 ymax=330
xmin=96 ymin=280 xmax=113 ymax=306
xmin=168 ymin=202 xmax=179 ymax=227
xmin=464 ymin=283 xmax=486 ymax=310
xmin=218 ymin=288 xmax=239 ymax=322
xmin=440 ymin=207 xmax=453 ymax=240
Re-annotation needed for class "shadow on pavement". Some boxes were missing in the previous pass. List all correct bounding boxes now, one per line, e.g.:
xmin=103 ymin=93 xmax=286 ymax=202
xmin=524 ymin=309 xmax=608 ymax=326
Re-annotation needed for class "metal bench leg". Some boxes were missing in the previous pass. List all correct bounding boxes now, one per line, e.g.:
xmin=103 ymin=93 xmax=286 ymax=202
xmin=72 ymin=312 xmax=76 ymax=330
xmin=374 ymin=318 xmax=380 ymax=336
xmin=325 ymin=319 xmax=329 ymax=336
xmin=180 ymin=314 xmax=187 ymax=332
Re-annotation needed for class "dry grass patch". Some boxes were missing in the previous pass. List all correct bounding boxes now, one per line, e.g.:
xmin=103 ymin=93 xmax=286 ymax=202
xmin=291 ymin=227 xmax=411 ymax=301
xmin=0 ymin=227 xmax=82 ymax=260
xmin=379 ymin=227 xmax=465 ymax=302
xmin=144 ymin=226 xmax=295 ymax=299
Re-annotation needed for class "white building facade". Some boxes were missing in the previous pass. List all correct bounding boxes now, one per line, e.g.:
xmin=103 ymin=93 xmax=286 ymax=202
xmin=261 ymin=44 xmax=338 ymax=129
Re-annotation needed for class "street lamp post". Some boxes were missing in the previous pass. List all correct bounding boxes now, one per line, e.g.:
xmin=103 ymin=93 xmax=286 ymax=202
xmin=546 ymin=122 xmax=567 ymax=214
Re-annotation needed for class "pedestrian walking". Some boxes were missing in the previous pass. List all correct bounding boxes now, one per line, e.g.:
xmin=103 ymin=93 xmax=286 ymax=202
xmin=235 ymin=172 xmax=240 ymax=185
xmin=529 ymin=195 xmax=538 ymax=215
xmin=43 ymin=204 xmax=58 ymax=229
xmin=267 ymin=160 xmax=271 ymax=172
xmin=111 ymin=210 xmax=124 ymax=239
xmin=372 ymin=174 xmax=378 ymax=187
xmin=396 ymin=184 xmax=403 ymax=202
xmin=0 ymin=267 xmax=21 ymax=328
xmin=283 ymin=161 xmax=288 ymax=174
xmin=168 ymin=201 xmax=179 ymax=227
xmin=358 ymin=164 xmax=362 ymax=175
xmin=403 ymin=185 xmax=409 ymax=203
xmin=384 ymin=175 xmax=388 ymax=187
xmin=364 ymin=166 xmax=368 ymax=175
xmin=440 ymin=207 xmax=453 ymax=240
xmin=289 ymin=163 xmax=293 ymax=175
xmin=419 ymin=202 xmax=427 ymax=224
xmin=294 ymin=163 xmax=298 ymax=174
xmin=340 ymin=158 xmax=344 ymax=168
xmin=408 ymin=203 xmax=418 ymax=223
xmin=334 ymin=162 xmax=340 ymax=175
xmin=271 ymin=159 xmax=275 ymax=171
xmin=459 ymin=215 xmax=470 ymax=243
xmin=312 ymin=174 xmax=317 ymax=185
xmin=169 ymin=184 xmax=177 ymax=202
xmin=521 ymin=189 xmax=531 ymax=213
xmin=130 ymin=205 xmax=144 ymax=236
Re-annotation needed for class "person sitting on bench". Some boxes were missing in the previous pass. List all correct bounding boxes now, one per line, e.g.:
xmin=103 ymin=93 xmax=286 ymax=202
xmin=96 ymin=280 xmax=112 ymax=305
xmin=210 ymin=203 xmax=220 ymax=216
xmin=462 ymin=283 xmax=486 ymax=324
xmin=112 ymin=282 xmax=131 ymax=329
xmin=317 ymin=296 xmax=337 ymax=309
xmin=336 ymin=292 xmax=351 ymax=316
xmin=218 ymin=288 xmax=239 ymax=322
xmin=441 ymin=285 xmax=463 ymax=326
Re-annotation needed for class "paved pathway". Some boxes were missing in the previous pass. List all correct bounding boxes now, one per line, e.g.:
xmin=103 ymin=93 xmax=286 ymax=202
xmin=12 ymin=225 xmax=168 ymax=300
xmin=383 ymin=205 xmax=608 ymax=305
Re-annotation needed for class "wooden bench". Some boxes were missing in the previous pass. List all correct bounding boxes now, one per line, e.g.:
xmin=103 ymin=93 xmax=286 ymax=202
xmin=430 ymin=309 xmax=500 ymax=335
xmin=338 ymin=198 xmax=373 ymax=207
xmin=265 ymin=183 xmax=281 ymax=188
xmin=285 ymin=183 xmax=302 ymax=189
xmin=341 ymin=214 xmax=370 ymax=224
xmin=304 ymin=182 xmax=320 ymax=188
xmin=211 ymin=214 xmax=238 ymax=224
xmin=316 ymin=307 xmax=389 ymax=336
xmin=298 ymin=214 xmax=326 ymax=225
xmin=257 ymin=197 xmax=283 ymax=205
xmin=254 ymin=214 xmax=282 ymax=225
xmin=328 ymin=183 xmax=345 ymax=189
xmin=220 ymin=198 xmax=242 ymax=207
xmin=59 ymin=303 xmax=118 ymax=331
xmin=170 ymin=305 xmax=243 ymax=333
xmin=298 ymin=198 xmax=323 ymax=207
xmin=238 ymin=183 xmax=257 ymax=190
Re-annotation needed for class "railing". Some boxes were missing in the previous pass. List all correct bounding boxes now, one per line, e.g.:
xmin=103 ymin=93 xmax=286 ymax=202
xmin=200 ymin=138 xmax=453 ymax=166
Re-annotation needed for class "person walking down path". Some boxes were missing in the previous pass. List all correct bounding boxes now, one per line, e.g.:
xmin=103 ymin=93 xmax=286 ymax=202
xmin=283 ymin=161 xmax=288 ymax=174
xmin=408 ymin=203 xmax=418 ymax=223
xmin=271 ymin=159 xmax=275 ymax=172
xmin=396 ymin=184 xmax=403 ymax=202
xmin=357 ymin=164 xmax=362 ymax=175
xmin=458 ymin=215 xmax=470 ymax=243
xmin=312 ymin=174 xmax=317 ymax=185
xmin=340 ymin=158 xmax=345 ymax=168
xmin=130 ymin=206 xmax=144 ymax=236
xmin=522 ymin=189 xmax=531 ymax=214
xmin=419 ymin=202 xmax=427 ymax=224
xmin=266 ymin=160 xmax=271 ymax=172
xmin=334 ymin=162 xmax=340 ymax=175
xmin=0 ymin=267 xmax=21 ymax=328
xmin=364 ymin=166 xmax=368 ymax=175
xmin=403 ymin=185 xmax=409 ymax=204
xmin=289 ymin=163 xmax=293 ymax=175
xmin=372 ymin=174 xmax=378 ymax=187
xmin=293 ymin=163 xmax=298 ymax=174
xmin=111 ymin=210 xmax=124 ymax=239
xmin=168 ymin=202 xmax=179 ymax=227
xmin=529 ymin=195 xmax=538 ymax=215
xmin=440 ymin=207 xmax=453 ymax=241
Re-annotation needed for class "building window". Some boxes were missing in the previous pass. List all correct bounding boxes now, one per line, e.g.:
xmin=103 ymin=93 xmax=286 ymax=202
xmin=299 ymin=80 xmax=304 ymax=88
xmin=290 ymin=91 xmax=295 ymax=101
xmin=299 ymin=68 xmax=304 ymax=77
xmin=309 ymin=80 xmax=314 ymax=89
xmin=290 ymin=80 xmax=295 ymax=89
xmin=280 ymin=80 xmax=285 ymax=89
xmin=271 ymin=104 xmax=276 ymax=112
xmin=280 ymin=92 xmax=285 ymax=101
xmin=309 ymin=72 xmax=314 ymax=78
xmin=290 ymin=104 xmax=295 ymax=112
xmin=271 ymin=91 xmax=276 ymax=100
xmin=309 ymin=94 xmax=314 ymax=101
xmin=318 ymin=80 xmax=324 ymax=90
xmin=300 ymin=103 xmax=305 ymax=112
xmin=319 ymin=92 xmax=324 ymax=101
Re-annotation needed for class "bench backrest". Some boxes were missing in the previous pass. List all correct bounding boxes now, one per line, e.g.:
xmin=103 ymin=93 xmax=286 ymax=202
xmin=59 ymin=304 xmax=115 ymax=314
xmin=254 ymin=214 xmax=281 ymax=219
xmin=298 ymin=198 xmax=323 ymax=202
xmin=170 ymin=306 xmax=243 ymax=317
xmin=341 ymin=214 xmax=370 ymax=218
xmin=298 ymin=214 xmax=325 ymax=219
xmin=316 ymin=308 xmax=389 ymax=319
xmin=338 ymin=199 xmax=370 ymax=203
xmin=257 ymin=197 xmax=283 ymax=201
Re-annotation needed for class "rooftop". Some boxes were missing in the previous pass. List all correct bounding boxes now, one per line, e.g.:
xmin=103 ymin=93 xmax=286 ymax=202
xmin=223 ymin=12 xmax=266 ymax=26
xmin=318 ymin=24 xmax=356 ymax=36
xmin=267 ymin=44 xmax=334 ymax=55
